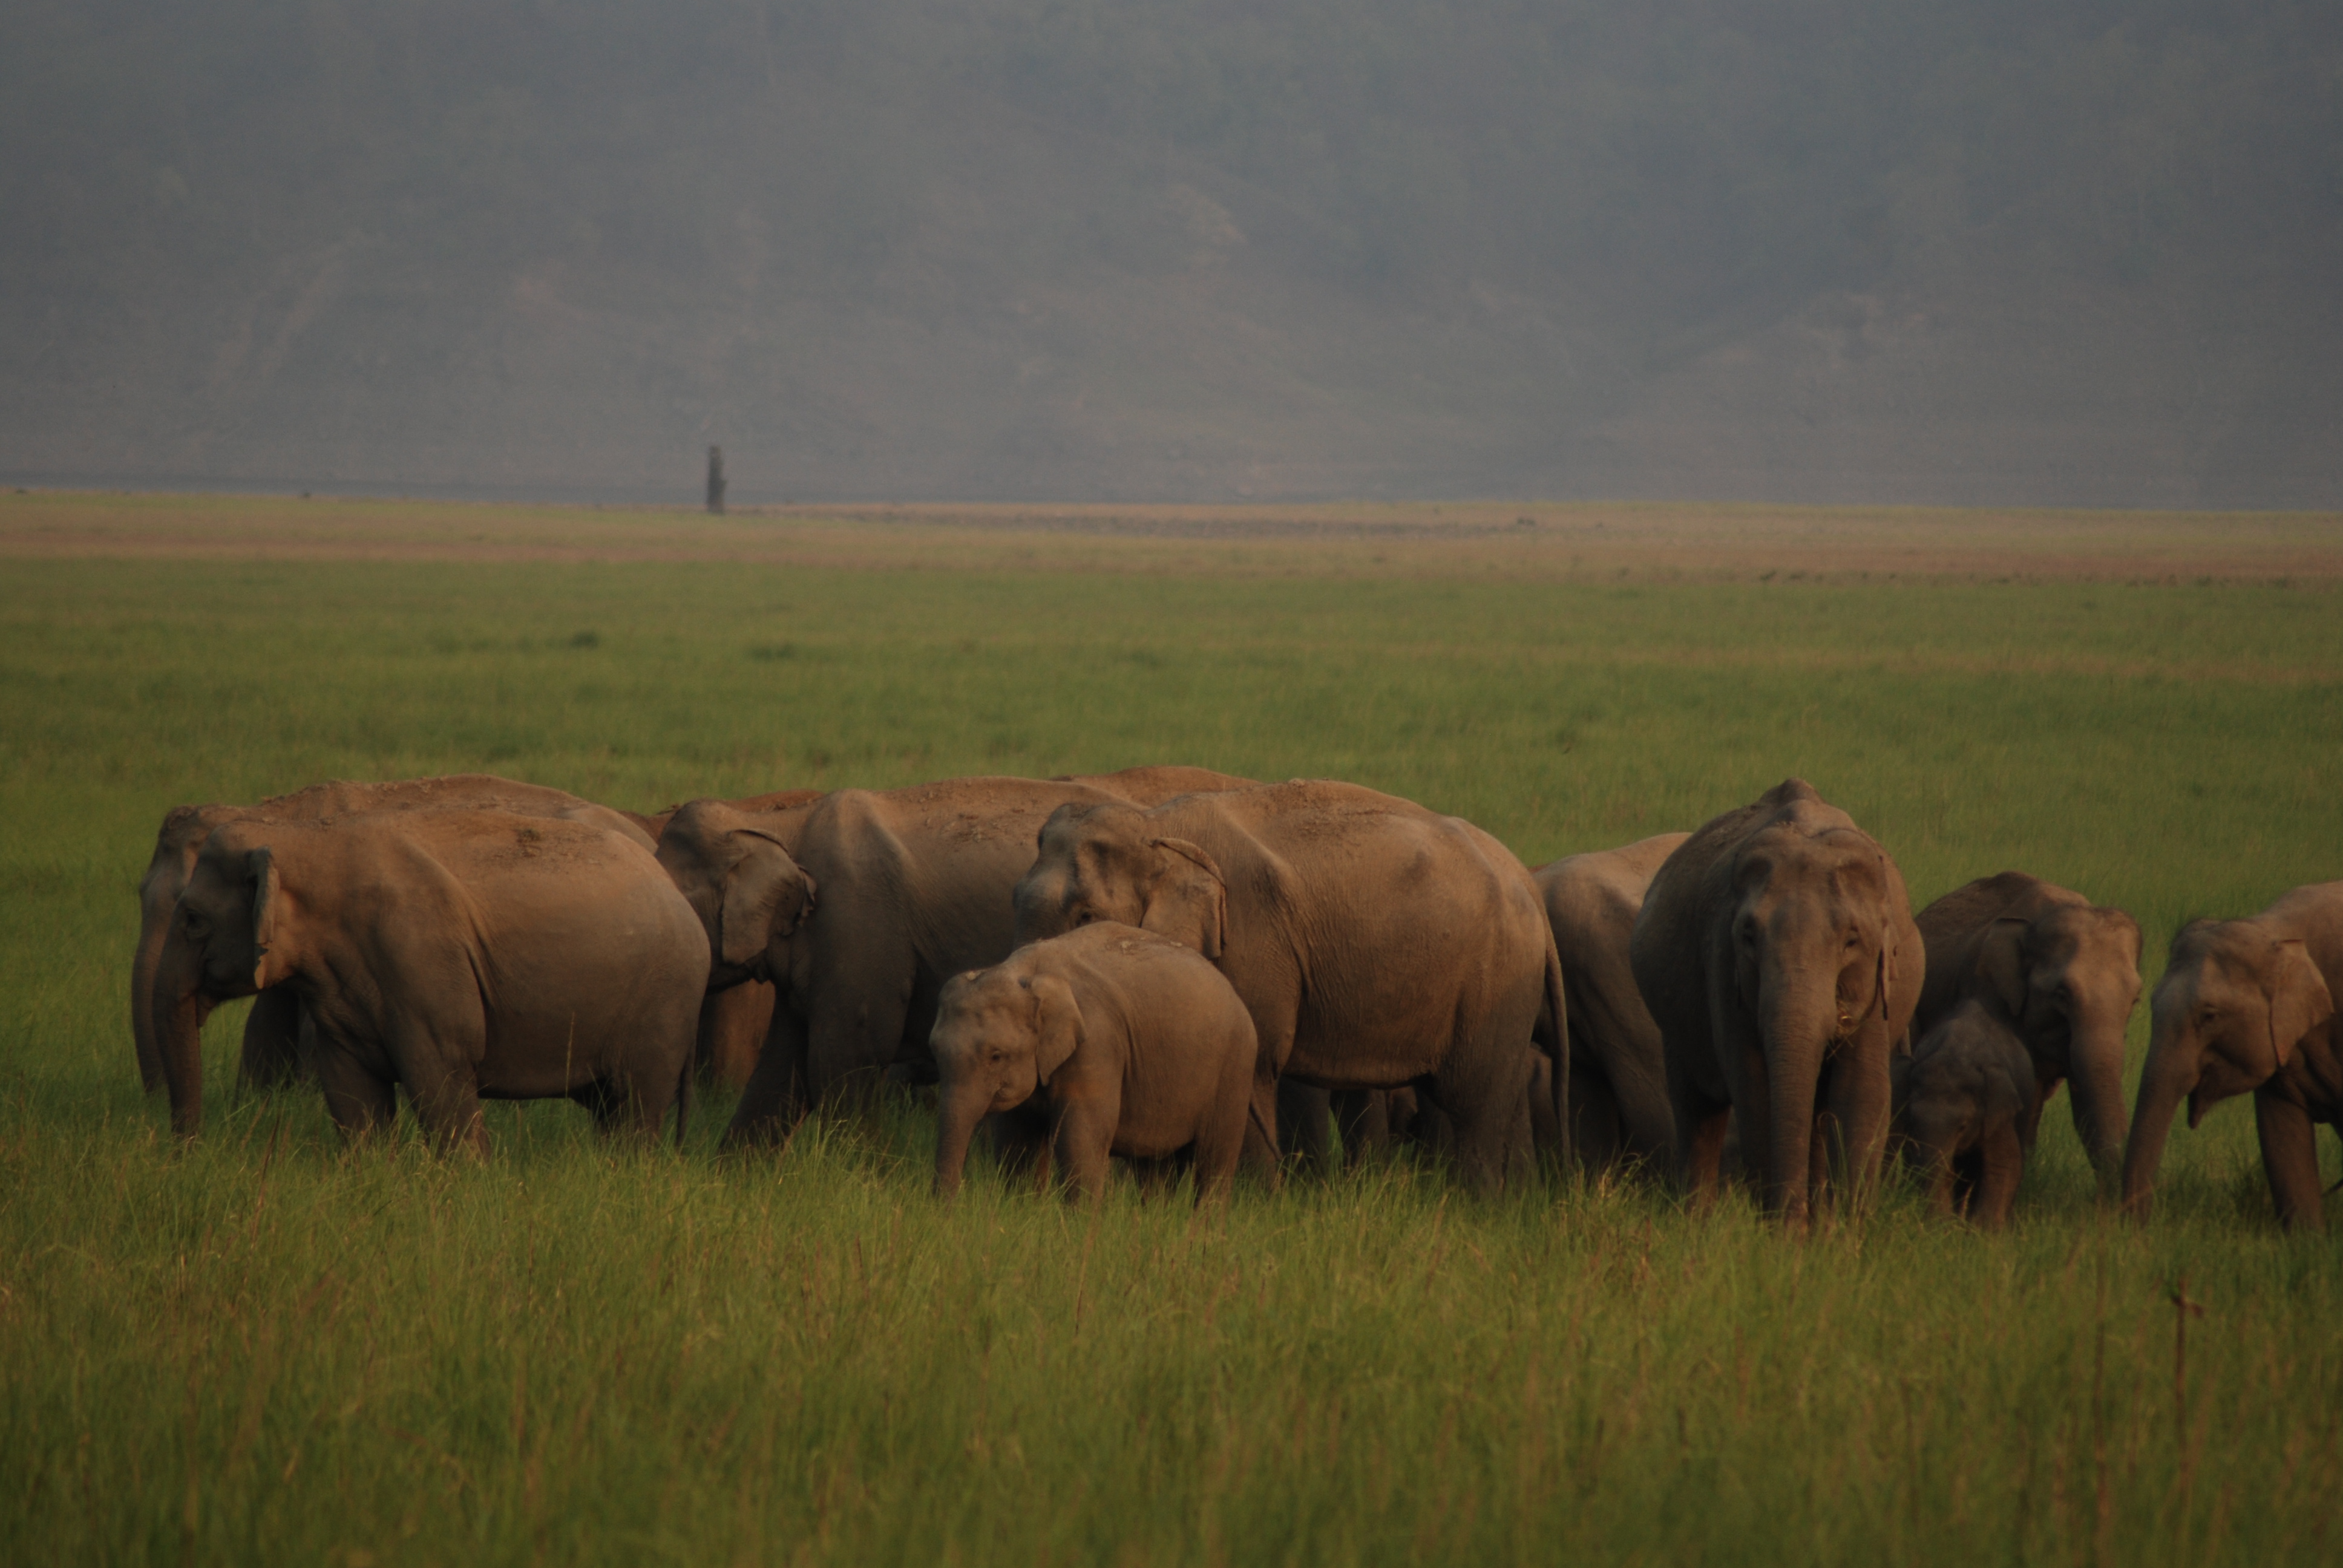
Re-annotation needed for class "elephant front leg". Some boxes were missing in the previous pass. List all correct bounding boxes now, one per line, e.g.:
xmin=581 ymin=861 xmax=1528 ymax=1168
xmin=235 ymin=988 xmax=310 ymax=1093
xmin=1820 ymin=1040 xmax=1892 ymax=1216
xmin=315 ymin=1045 xmax=398 ymax=1143
xmin=1052 ymin=1096 xmax=1118 ymax=1205
xmin=1972 ymin=1117 xmax=2026 ymax=1229
xmin=724 ymin=1004 xmax=810 ymax=1149
xmin=2255 ymin=1091 xmax=2325 ymax=1230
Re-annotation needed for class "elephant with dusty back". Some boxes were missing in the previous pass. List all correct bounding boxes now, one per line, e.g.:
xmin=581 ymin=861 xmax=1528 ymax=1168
xmin=132 ymin=774 xmax=658 ymax=1098
xmin=1011 ymin=779 xmax=1566 ymax=1195
xmin=151 ymin=808 xmax=707 ymax=1149
xmin=2120 ymin=881 xmax=2342 ymax=1229
xmin=1631 ymin=779 xmax=1922 ymax=1226
xmin=653 ymin=766 xmax=1253 ymax=1146
xmin=1912 ymin=872 xmax=2141 ymax=1188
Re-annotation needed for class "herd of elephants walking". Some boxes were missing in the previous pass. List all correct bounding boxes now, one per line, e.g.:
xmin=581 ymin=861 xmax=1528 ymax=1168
xmin=133 ymin=766 xmax=2342 ymax=1229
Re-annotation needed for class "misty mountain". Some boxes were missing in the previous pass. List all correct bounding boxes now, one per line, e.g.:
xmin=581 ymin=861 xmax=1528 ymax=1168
xmin=4 ymin=1 xmax=2338 ymax=506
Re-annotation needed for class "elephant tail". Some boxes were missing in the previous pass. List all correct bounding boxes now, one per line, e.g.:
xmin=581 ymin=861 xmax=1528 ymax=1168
xmin=1536 ymin=931 xmax=1570 ymax=1171
xmin=674 ymin=1053 xmax=695 ymax=1152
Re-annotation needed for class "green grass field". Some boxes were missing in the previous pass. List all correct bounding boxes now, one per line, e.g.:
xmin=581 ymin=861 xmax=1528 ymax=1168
xmin=4 ymin=498 xmax=2341 ymax=1564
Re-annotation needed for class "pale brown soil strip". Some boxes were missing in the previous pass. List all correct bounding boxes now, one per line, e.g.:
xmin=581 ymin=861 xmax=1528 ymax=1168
xmin=3 ymin=491 xmax=2339 ymax=583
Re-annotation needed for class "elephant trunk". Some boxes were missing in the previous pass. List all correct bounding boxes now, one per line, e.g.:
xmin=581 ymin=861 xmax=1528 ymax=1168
xmin=2065 ymin=1019 xmax=2132 ymax=1190
xmin=150 ymin=928 xmax=212 ymax=1136
xmin=934 ymin=1082 xmax=991 ymax=1199
xmin=129 ymin=903 xmax=173 ymax=1095
xmin=2120 ymin=1030 xmax=2198 ymax=1219
xmin=1757 ymin=970 xmax=1838 ymax=1227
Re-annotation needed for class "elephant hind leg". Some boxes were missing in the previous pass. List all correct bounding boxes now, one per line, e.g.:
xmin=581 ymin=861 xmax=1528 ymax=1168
xmin=1424 ymin=1058 xmax=1535 ymax=1198
xmin=724 ymin=1005 xmax=810 ymax=1149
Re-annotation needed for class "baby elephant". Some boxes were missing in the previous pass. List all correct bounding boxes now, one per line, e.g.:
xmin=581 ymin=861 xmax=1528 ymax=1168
xmin=1894 ymin=998 xmax=2038 ymax=1227
xmin=930 ymin=923 xmax=1260 ymax=1205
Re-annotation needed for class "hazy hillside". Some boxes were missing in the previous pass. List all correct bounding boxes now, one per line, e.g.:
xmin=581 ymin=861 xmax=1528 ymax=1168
xmin=4 ymin=1 xmax=2338 ymax=506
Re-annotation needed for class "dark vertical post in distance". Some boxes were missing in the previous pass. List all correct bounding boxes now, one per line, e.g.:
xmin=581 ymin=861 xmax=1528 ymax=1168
xmin=706 ymin=446 xmax=727 ymax=515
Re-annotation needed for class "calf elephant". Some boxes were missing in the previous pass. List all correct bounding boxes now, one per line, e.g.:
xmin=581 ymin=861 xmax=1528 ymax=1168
xmin=1893 ymin=999 xmax=2037 ymax=1227
xmin=1012 ymin=779 xmax=1566 ymax=1195
xmin=150 ymin=809 xmax=707 ymax=1148
xmin=2120 ymin=881 xmax=2342 ymax=1228
xmin=931 ymin=923 xmax=1259 ymax=1204
xmin=1913 ymin=872 xmax=2140 ymax=1187
xmin=1631 ymin=779 xmax=1922 ymax=1226
xmin=133 ymin=775 xmax=657 ymax=1097
xmin=657 ymin=767 xmax=1254 ymax=1145
xmin=1536 ymin=832 xmax=1690 ymax=1175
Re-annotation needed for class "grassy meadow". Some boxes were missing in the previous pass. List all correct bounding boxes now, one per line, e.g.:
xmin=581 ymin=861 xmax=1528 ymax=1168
xmin=2 ymin=494 xmax=2341 ymax=1564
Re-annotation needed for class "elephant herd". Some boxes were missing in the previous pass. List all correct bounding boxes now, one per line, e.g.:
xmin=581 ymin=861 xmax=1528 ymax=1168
xmin=132 ymin=768 xmax=2342 ymax=1227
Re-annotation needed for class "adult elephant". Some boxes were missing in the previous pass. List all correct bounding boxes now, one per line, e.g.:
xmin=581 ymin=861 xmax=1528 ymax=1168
xmin=132 ymin=775 xmax=657 ymax=1097
xmin=1011 ymin=779 xmax=1567 ymax=1194
xmin=2120 ymin=882 xmax=2342 ymax=1229
xmin=1631 ymin=779 xmax=1922 ymax=1226
xmin=657 ymin=767 xmax=1253 ymax=1144
xmin=1913 ymin=872 xmax=2141 ymax=1187
xmin=1536 ymin=832 xmax=1690 ymax=1175
xmin=151 ymin=809 xmax=707 ymax=1148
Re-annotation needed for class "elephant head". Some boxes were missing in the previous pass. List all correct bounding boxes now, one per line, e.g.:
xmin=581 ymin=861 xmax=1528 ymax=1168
xmin=130 ymin=804 xmax=241 ymax=1094
xmin=654 ymin=800 xmax=818 ymax=990
xmin=929 ymin=966 xmax=1082 ymax=1196
xmin=2121 ymin=921 xmax=2333 ymax=1217
xmin=1722 ymin=823 xmax=1903 ymax=1219
xmin=1974 ymin=903 xmax=2141 ymax=1181
xmin=1013 ymin=803 xmax=1226 ymax=958
xmin=149 ymin=823 xmax=288 ymax=1135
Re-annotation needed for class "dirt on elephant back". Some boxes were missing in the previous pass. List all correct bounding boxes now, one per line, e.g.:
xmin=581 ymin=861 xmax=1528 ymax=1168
xmin=2 ymin=489 xmax=2339 ymax=583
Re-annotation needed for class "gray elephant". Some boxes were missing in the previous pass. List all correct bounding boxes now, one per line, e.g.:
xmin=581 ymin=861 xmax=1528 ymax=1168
xmin=654 ymin=767 xmax=1254 ymax=1145
xmin=1012 ymin=779 xmax=1566 ymax=1195
xmin=2120 ymin=881 xmax=2342 ymax=1228
xmin=931 ymin=923 xmax=1259 ymax=1204
xmin=1913 ymin=872 xmax=2141 ymax=1187
xmin=1631 ymin=779 xmax=1922 ymax=1226
xmin=151 ymin=808 xmax=708 ymax=1149
xmin=1893 ymin=999 xmax=2036 ymax=1227
xmin=1535 ymin=832 xmax=1690 ymax=1175
xmin=133 ymin=774 xmax=657 ymax=1097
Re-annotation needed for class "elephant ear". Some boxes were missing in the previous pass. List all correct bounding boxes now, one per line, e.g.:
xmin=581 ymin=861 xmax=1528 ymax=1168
xmin=2266 ymin=938 xmax=2335 ymax=1068
xmin=1974 ymin=916 xmax=2031 ymax=1019
xmin=1027 ymin=972 xmax=1084 ymax=1086
xmin=246 ymin=846 xmax=280 ymax=987
xmin=1141 ymin=837 xmax=1228 ymax=961
xmin=720 ymin=829 xmax=816 ymax=969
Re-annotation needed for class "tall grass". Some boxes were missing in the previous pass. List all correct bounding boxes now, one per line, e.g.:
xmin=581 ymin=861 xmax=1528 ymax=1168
xmin=2 ymin=547 xmax=2339 ymax=1564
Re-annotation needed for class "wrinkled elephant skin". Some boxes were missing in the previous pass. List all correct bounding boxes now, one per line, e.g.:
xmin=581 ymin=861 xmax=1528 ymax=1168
xmin=931 ymin=923 xmax=1257 ymax=1204
xmin=1012 ymin=779 xmax=1566 ymax=1195
xmin=655 ymin=768 xmax=1253 ymax=1147
xmin=2121 ymin=881 xmax=2343 ymax=1228
xmin=151 ymin=809 xmax=707 ymax=1149
xmin=1631 ymin=779 xmax=1922 ymax=1228
xmin=1915 ymin=872 xmax=2141 ymax=1189
xmin=132 ymin=774 xmax=657 ymax=1096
